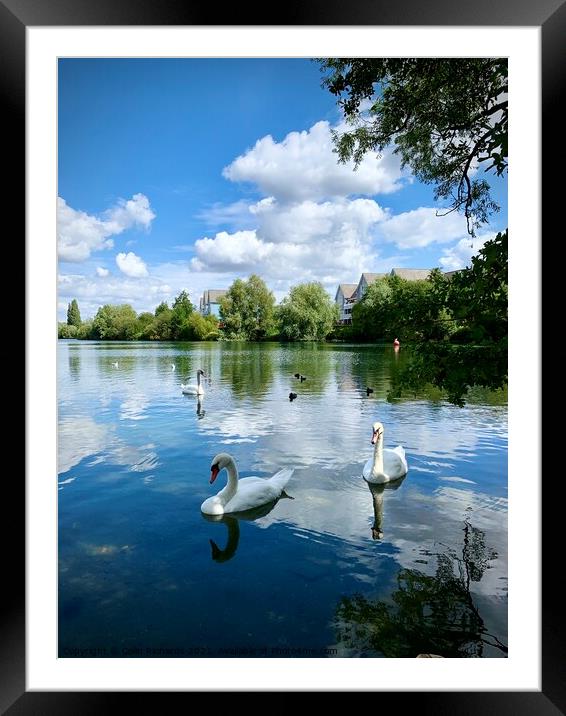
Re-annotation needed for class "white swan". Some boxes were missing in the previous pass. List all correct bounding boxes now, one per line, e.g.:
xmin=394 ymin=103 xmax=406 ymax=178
xmin=112 ymin=361 xmax=119 ymax=368
xmin=362 ymin=421 xmax=408 ymax=484
xmin=181 ymin=369 xmax=205 ymax=395
xmin=201 ymin=453 xmax=294 ymax=515
xmin=171 ymin=363 xmax=176 ymax=371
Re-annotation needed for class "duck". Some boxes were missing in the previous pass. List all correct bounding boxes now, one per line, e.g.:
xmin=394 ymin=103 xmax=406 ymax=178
xmin=293 ymin=373 xmax=306 ymax=382
xmin=200 ymin=453 xmax=294 ymax=516
xmin=362 ymin=421 xmax=408 ymax=484
xmin=289 ymin=392 xmax=298 ymax=401
xmin=366 ymin=387 xmax=374 ymax=396
xmin=181 ymin=369 xmax=206 ymax=396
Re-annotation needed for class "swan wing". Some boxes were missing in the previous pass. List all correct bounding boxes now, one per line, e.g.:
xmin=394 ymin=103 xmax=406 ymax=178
xmin=267 ymin=468 xmax=294 ymax=491
xmin=384 ymin=447 xmax=408 ymax=479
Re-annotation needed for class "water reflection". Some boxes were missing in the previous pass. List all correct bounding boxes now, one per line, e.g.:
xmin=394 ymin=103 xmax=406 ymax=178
xmin=220 ymin=343 xmax=274 ymax=399
xmin=58 ymin=341 xmax=507 ymax=657
xmin=201 ymin=498 xmax=290 ymax=563
xmin=196 ymin=397 xmax=206 ymax=419
xmin=335 ymin=517 xmax=507 ymax=657
xmin=366 ymin=475 xmax=407 ymax=540
xmin=97 ymin=353 xmax=137 ymax=375
xmin=279 ymin=344 xmax=332 ymax=392
xmin=68 ymin=353 xmax=81 ymax=381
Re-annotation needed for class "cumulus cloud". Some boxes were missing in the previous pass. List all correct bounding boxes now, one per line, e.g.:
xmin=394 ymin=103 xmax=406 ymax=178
xmin=116 ymin=251 xmax=149 ymax=278
xmin=223 ymin=120 xmax=404 ymax=202
xmin=96 ymin=267 xmax=109 ymax=277
xmin=378 ymin=207 xmax=470 ymax=249
xmin=438 ymin=233 xmax=495 ymax=271
xmin=57 ymin=193 xmax=156 ymax=262
xmin=190 ymin=197 xmax=388 ymax=288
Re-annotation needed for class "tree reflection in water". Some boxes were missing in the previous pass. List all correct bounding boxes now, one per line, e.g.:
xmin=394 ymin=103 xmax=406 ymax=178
xmin=335 ymin=518 xmax=507 ymax=657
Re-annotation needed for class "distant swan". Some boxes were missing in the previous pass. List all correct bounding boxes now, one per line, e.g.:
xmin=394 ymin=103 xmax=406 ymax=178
xmin=181 ymin=369 xmax=205 ymax=396
xmin=362 ymin=421 xmax=408 ymax=484
xmin=171 ymin=363 xmax=175 ymax=371
xmin=200 ymin=453 xmax=294 ymax=515
xmin=112 ymin=361 xmax=119 ymax=368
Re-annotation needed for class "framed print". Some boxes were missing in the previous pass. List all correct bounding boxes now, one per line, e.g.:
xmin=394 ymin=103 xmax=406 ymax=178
xmin=8 ymin=0 xmax=560 ymax=709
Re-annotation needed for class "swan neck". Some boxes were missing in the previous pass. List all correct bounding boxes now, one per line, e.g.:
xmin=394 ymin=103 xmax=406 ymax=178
xmin=220 ymin=459 xmax=239 ymax=504
xmin=371 ymin=437 xmax=384 ymax=476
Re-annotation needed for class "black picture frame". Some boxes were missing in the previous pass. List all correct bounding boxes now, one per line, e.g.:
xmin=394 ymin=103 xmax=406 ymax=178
xmin=11 ymin=0 xmax=560 ymax=710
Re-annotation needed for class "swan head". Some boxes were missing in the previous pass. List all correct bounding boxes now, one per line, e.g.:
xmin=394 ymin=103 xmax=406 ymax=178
xmin=209 ymin=453 xmax=233 ymax=484
xmin=371 ymin=421 xmax=384 ymax=445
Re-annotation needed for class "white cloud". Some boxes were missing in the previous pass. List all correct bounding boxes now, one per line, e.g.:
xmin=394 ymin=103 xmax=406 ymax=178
xmin=57 ymin=193 xmax=156 ymax=262
xmin=104 ymin=192 xmax=155 ymax=232
xmin=223 ymin=120 xmax=404 ymax=202
xmin=96 ymin=267 xmax=109 ymax=277
xmin=379 ymin=207 xmax=470 ymax=249
xmin=58 ymin=260 xmax=211 ymax=319
xmin=197 ymin=200 xmax=256 ymax=229
xmin=116 ymin=252 xmax=149 ymax=278
xmin=438 ymin=233 xmax=495 ymax=271
xmin=190 ymin=197 xmax=388 ymax=292
xmin=58 ymin=271 xmax=171 ymax=319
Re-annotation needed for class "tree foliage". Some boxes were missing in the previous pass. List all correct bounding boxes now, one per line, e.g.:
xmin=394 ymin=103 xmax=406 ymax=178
xmin=66 ymin=299 xmax=81 ymax=327
xmin=92 ymin=304 xmax=139 ymax=340
xmin=318 ymin=58 xmax=507 ymax=235
xmin=171 ymin=290 xmax=194 ymax=339
xmin=278 ymin=282 xmax=338 ymax=341
xmin=352 ymin=272 xmax=451 ymax=342
xmin=220 ymin=275 xmax=275 ymax=340
xmin=59 ymin=291 xmax=218 ymax=341
xmin=390 ymin=231 xmax=508 ymax=406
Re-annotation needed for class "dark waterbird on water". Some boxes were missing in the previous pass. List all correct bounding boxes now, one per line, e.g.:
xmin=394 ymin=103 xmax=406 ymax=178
xmin=366 ymin=387 xmax=374 ymax=396
xmin=289 ymin=392 xmax=298 ymax=401
xmin=293 ymin=373 xmax=306 ymax=381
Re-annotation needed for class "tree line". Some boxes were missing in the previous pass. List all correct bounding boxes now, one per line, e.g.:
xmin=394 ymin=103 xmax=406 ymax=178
xmin=58 ymin=280 xmax=338 ymax=343
xmin=59 ymin=291 xmax=220 ymax=342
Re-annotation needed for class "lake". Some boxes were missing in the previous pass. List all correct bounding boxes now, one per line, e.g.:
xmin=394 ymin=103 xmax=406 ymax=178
xmin=58 ymin=340 xmax=507 ymax=658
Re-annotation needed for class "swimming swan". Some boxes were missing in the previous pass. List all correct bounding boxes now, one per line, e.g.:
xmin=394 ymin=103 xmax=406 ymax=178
xmin=181 ymin=369 xmax=205 ymax=396
xmin=362 ymin=421 xmax=408 ymax=484
xmin=200 ymin=453 xmax=293 ymax=515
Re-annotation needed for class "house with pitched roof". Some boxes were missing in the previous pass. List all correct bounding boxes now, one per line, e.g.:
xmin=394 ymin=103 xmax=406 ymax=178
xmin=335 ymin=268 xmax=457 ymax=324
xmin=334 ymin=283 xmax=357 ymax=324
xmin=354 ymin=272 xmax=388 ymax=301
xmin=389 ymin=267 xmax=433 ymax=281
xmin=199 ymin=289 xmax=227 ymax=318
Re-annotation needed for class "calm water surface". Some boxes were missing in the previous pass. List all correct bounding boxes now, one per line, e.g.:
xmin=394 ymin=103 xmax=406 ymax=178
xmin=58 ymin=341 xmax=507 ymax=658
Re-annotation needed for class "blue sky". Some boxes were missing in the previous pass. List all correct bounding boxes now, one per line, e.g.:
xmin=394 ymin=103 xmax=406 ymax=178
xmin=57 ymin=58 xmax=507 ymax=319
